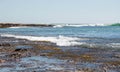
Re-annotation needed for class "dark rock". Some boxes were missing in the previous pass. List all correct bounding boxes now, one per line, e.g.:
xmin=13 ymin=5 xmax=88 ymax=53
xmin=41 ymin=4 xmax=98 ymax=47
xmin=14 ymin=48 xmax=27 ymax=51
xmin=9 ymin=53 xmax=22 ymax=58
xmin=40 ymin=53 xmax=48 ymax=56
xmin=14 ymin=45 xmax=33 ymax=52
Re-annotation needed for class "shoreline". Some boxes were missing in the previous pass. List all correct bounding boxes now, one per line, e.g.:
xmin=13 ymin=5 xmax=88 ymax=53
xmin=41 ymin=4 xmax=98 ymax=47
xmin=0 ymin=36 xmax=120 ymax=72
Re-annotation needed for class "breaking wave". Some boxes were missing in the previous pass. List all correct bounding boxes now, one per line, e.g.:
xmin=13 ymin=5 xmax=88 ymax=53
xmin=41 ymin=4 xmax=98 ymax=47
xmin=1 ymin=34 xmax=85 ymax=46
xmin=53 ymin=23 xmax=107 ymax=28
xmin=53 ymin=25 xmax=64 ymax=28
xmin=1 ymin=34 xmax=120 ymax=49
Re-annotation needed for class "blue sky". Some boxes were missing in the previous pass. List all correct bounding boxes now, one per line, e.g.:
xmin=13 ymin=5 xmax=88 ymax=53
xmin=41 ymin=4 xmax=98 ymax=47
xmin=0 ymin=0 xmax=119 ymax=24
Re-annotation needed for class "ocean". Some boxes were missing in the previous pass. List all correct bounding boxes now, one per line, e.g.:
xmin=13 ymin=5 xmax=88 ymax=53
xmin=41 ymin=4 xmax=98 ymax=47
xmin=0 ymin=24 xmax=120 ymax=48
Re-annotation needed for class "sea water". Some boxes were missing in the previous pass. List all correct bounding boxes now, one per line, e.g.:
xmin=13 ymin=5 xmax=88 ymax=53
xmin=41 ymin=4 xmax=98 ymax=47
xmin=0 ymin=24 xmax=120 ymax=48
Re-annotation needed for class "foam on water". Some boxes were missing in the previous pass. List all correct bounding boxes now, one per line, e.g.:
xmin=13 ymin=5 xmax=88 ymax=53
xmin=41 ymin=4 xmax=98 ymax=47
xmin=1 ymin=34 xmax=85 ymax=46
xmin=52 ymin=23 xmax=107 ymax=27
xmin=108 ymin=43 xmax=120 ymax=48
xmin=1 ymin=34 xmax=120 ymax=49
xmin=53 ymin=25 xmax=64 ymax=28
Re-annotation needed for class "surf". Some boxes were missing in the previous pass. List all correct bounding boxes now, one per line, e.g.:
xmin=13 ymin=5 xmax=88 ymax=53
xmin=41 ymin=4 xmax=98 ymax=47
xmin=1 ymin=34 xmax=86 ymax=46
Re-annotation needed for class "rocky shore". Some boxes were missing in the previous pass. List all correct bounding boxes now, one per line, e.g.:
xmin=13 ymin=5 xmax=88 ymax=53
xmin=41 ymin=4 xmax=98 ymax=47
xmin=0 ymin=36 xmax=120 ymax=72
xmin=0 ymin=23 xmax=54 ymax=28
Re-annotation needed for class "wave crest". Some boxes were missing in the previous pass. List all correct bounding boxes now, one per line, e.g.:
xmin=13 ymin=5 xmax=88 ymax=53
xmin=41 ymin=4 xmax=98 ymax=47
xmin=1 ymin=34 xmax=120 ymax=49
xmin=1 ymin=34 xmax=85 ymax=46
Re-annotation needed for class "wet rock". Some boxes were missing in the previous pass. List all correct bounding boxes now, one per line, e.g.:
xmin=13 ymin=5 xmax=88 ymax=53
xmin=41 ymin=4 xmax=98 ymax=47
xmin=19 ymin=63 xmax=33 ymax=68
xmin=9 ymin=53 xmax=22 ymax=58
xmin=0 ymin=64 xmax=15 ymax=68
xmin=14 ymin=48 xmax=27 ymax=52
xmin=40 ymin=53 xmax=48 ymax=56
xmin=14 ymin=45 xmax=33 ymax=52
xmin=0 ymin=43 xmax=10 ymax=46
xmin=114 ymin=54 xmax=120 ymax=58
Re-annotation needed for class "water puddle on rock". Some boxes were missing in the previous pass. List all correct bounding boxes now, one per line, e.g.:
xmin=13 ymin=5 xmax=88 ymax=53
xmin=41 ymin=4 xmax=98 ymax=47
xmin=0 ymin=56 xmax=66 ymax=72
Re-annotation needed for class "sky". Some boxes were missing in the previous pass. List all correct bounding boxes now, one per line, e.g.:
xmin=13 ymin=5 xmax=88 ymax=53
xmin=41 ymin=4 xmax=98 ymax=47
xmin=0 ymin=0 xmax=120 ymax=24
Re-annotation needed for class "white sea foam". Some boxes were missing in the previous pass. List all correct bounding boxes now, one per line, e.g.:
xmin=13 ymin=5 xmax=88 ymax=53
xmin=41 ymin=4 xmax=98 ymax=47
xmin=53 ymin=25 xmax=63 ymax=28
xmin=1 ymin=34 xmax=85 ymax=46
xmin=1 ymin=34 xmax=120 ymax=49
xmin=52 ymin=23 xmax=107 ymax=27
xmin=108 ymin=43 xmax=120 ymax=48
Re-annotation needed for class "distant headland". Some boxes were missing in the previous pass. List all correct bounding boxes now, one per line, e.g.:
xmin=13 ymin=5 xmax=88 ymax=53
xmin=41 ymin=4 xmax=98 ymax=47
xmin=0 ymin=22 xmax=120 ymax=28
xmin=0 ymin=23 xmax=54 ymax=28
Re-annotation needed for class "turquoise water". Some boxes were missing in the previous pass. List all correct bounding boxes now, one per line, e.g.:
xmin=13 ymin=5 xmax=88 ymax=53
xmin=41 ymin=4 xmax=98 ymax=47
xmin=0 ymin=26 xmax=120 ymax=47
